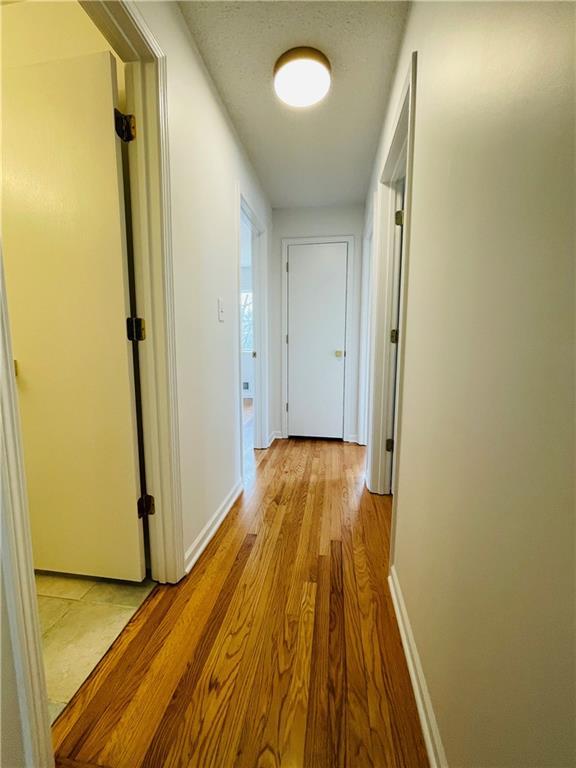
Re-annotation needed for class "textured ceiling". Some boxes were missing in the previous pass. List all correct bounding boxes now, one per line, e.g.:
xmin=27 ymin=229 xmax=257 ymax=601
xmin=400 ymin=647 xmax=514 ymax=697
xmin=179 ymin=2 xmax=409 ymax=208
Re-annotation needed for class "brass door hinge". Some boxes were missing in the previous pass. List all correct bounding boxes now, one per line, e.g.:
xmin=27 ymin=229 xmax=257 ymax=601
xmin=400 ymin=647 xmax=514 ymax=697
xmin=395 ymin=209 xmax=404 ymax=227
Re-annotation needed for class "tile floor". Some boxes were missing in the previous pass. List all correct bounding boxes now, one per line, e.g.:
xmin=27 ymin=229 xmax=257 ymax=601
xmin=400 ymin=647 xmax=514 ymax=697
xmin=35 ymin=572 xmax=155 ymax=722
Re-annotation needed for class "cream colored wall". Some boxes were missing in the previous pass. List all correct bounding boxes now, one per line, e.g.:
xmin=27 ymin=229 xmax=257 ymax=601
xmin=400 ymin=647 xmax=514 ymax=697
xmin=1 ymin=0 xmax=125 ymax=105
xmin=367 ymin=2 xmax=575 ymax=765
xmin=269 ymin=205 xmax=365 ymax=441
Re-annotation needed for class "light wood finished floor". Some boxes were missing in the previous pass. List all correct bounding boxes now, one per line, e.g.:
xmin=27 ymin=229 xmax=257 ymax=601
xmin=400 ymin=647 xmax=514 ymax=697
xmin=53 ymin=439 xmax=429 ymax=768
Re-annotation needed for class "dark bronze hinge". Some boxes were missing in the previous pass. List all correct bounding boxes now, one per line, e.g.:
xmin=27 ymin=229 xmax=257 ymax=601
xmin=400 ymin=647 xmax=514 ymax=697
xmin=127 ymin=317 xmax=146 ymax=342
xmin=386 ymin=438 xmax=394 ymax=452
xmin=138 ymin=493 xmax=155 ymax=518
xmin=395 ymin=209 xmax=404 ymax=227
xmin=391 ymin=329 xmax=399 ymax=344
xmin=114 ymin=108 xmax=136 ymax=143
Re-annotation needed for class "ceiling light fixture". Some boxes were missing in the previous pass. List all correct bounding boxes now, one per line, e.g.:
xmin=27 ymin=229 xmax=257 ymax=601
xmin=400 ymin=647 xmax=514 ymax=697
xmin=273 ymin=47 xmax=331 ymax=108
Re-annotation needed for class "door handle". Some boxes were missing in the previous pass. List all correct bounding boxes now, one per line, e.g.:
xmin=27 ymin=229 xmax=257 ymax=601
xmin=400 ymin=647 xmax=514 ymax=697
xmin=335 ymin=350 xmax=344 ymax=358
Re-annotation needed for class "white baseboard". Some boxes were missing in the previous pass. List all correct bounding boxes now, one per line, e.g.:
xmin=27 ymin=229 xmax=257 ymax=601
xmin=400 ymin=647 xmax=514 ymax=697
xmin=388 ymin=565 xmax=448 ymax=768
xmin=267 ymin=431 xmax=282 ymax=447
xmin=344 ymin=433 xmax=359 ymax=444
xmin=184 ymin=480 xmax=243 ymax=574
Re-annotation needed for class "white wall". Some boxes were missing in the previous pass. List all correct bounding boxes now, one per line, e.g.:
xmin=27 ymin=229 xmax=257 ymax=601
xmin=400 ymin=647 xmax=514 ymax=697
xmin=137 ymin=3 xmax=271 ymax=567
xmin=366 ymin=3 xmax=575 ymax=766
xmin=269 ymin=205 xmax=365 ymax=442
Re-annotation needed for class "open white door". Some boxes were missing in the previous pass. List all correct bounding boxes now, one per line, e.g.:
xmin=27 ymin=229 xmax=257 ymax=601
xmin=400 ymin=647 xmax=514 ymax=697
xmin=287 ymin=241 xmax=348 ymax=438
xmin=2 ymin=52 xmax=145 ymax=581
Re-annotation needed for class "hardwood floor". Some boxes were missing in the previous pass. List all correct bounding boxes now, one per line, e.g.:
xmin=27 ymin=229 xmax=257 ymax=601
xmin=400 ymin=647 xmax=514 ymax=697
xmin=53 ymin=439 xmax=429 ymax=768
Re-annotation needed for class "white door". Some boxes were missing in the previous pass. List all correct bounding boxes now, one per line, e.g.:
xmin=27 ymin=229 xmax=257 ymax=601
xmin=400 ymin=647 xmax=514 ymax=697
xmin=288 ymin=241 xmax=348 ymax=438
xmin=2 ymin=52 xmax=145 ymax=581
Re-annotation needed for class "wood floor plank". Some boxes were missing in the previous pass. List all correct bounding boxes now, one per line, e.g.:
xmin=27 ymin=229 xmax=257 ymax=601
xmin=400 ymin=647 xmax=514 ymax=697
xmin=280 ymin=581 xmax=317 ymax=766
xmin=341 ymin=457 xmax=376 ymax=767
xmin=303 ymin=554 xmax=330 ymax=768
xmin=82 ymin=443 xmax=299 ymax=767
xmin=140 ymin=533 xmax=256 ymax=768
xmin=52 ymin=439 xmax=429 ymax=768
xmin=328 ymin=539 xmax=347 ymax=768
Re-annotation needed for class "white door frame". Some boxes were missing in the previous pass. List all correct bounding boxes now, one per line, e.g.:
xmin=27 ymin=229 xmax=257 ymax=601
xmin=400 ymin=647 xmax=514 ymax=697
xmin=236 ymin=190 xmax=268 ymax=482
xmin=281 ymin=235 xmax=355 ymax=440
xmin=366 ymin=52 xmax=417 ymax=519
xmin=357 ymin=220 xmax=374 ymax=446
xmin=1 ymin=3 xmax=182 ymax=765
xmin=80 ymin=0 xmax=184 ymax=586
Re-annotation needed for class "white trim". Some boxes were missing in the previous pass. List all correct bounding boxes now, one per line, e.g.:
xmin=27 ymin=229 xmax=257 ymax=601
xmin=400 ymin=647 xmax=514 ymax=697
xmin=281 ymin=235 xmax=356 ymax=441
xmin=388 ymin=566 xmax=448 ymax=768
xmin=267 ymin=430 xmax=282 ymax=447
xmin=357 ymin=219 xmax=374 ymax=446
xmin=1 ymin=257 xmax=54 ymax=768
xmin=81 ymin=0 xmax=184 ymax=585
xmin=236 ymin=189 xmax=269 ymax=490
xmin=184 ymin=481 xmax=243 ymax=574
xmin=366 ymin=53 xmax=417 ymax=499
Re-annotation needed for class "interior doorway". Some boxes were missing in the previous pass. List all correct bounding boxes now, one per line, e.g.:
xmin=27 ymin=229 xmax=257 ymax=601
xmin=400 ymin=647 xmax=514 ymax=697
xmin=386 ymin=178 xmax=406 ymax=492
xmin=0 ymin=0 xmax=174 ymax=730
xmin=282 ymin=236 xmax=354 ymax=439
xmin=240 ymin=208 xmax=256 ymax=477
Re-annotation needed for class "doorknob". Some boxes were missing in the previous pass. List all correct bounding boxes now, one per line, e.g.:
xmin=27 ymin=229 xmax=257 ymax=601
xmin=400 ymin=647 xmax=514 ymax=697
xmin=335 ymin=350 xmax=344 ymax=358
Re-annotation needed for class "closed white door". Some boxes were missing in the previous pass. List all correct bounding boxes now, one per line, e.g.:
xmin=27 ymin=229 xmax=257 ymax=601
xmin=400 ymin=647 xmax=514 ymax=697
xmin=2 ymin=52 xmax=145 ymax=580
xmin=288 ymin=241 xmax=348 ymax=438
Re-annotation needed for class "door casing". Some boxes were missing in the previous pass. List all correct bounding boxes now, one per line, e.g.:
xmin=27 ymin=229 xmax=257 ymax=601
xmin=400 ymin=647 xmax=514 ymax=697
xmin=237 ymin=191 xmax=268 ymax=482
xmin=1 ymin=3 xmax=182 ymax=766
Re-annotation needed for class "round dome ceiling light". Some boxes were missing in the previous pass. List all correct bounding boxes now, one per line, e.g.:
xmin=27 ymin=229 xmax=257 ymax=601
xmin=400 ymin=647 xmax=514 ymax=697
xmin=273 ymin=47 xmax=331 ymax=108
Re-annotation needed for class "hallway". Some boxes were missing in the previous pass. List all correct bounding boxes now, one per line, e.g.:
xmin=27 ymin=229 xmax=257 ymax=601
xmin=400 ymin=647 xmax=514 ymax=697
xmin=52 ymin=439 xmax=428 ymax=767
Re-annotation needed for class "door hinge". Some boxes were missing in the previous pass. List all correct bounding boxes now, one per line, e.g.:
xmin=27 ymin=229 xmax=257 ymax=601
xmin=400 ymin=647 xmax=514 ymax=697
xmin=395 ymin=209 xmax=404 ymax=227
xmin=286 ymin=262 xmax=289 ymax=273
xmin=137 ymin=493 xmax=155 ymax=518
xmin=390 ymin=329 xmax=399 ymax=344
xmin=285 ymin=334 xmax=288 ymax=344
xmin=127 ymin=317 xmax=146 ymax=342
xmin=286 ymin=402 xmax=289 ymax=412
xmin=252 ymin=351 xmax=257 ymax=359
xmin=386 ymin=438 xmax=394 ymax=452
xmin=114 ymin=108 xmax=136 ymax=143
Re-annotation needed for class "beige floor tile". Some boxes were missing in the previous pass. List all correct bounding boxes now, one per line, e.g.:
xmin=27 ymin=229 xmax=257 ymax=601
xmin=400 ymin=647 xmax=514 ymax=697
xmin=82 ymin=579 xmax=156 ymax=608
xmin=48 ymin=700 xmax=67 ymax=723
xmin=42 ymin=601 xmax=136 ymax=702
xmin=36 ymin=595 xmax=74 ymax=635
xmin=35 ymin=573 xmax=99 ymax=600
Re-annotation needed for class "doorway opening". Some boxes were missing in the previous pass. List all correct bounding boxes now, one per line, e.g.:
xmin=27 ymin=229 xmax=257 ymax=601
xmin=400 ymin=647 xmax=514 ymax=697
xmin=238 ymin=196 xmax=266 ymax=485
xmin=365 ymin=54 xmax=416 ymax=531
xmin=240 ymin=208 xmax=256 ymax=478
xmin=1 ymin=0 xmax=180 ymax=749
xmin=386 ymin=178 xmax=406 ymax=493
